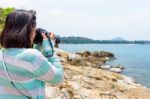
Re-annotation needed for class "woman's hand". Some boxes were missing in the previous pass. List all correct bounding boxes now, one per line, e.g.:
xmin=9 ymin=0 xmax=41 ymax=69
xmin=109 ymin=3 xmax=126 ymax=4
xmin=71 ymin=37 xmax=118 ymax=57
xmin=42 ymin=32 xmax=55 ymax=40
xmin=49 ymin=32 xmax=55 ymax=40
xmin=41 ymin=33 xmax=47 ymax=39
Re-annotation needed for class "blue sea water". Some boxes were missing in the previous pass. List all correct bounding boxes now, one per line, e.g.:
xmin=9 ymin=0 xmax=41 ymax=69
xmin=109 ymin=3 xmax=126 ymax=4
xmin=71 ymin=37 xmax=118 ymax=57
xmin=59 ymin=44 xmax=150 ymax=88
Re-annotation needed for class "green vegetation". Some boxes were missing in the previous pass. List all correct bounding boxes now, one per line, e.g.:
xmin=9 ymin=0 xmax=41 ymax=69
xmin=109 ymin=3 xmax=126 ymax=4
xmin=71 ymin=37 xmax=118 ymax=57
xmin=0 ymin=7 xmax=15 ymax=31
xmin=60 ymin=36 xmax=150 ymax=44
xmin=0 ymin=7 xmax=14 ymax=48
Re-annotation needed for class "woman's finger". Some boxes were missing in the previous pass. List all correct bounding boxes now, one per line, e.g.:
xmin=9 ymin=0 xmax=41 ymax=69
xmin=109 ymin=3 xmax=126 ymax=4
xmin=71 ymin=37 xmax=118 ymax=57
xmin=41 ymin=33 xmax=47 ymax=39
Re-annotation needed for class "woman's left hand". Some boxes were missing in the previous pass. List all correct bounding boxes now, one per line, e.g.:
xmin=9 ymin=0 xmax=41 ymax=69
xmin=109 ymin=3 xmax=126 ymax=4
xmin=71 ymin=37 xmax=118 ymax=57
xmin=41 ymin=32 xmax=48 ymax=39
xmin=49 ymin=32 xmax=55 ymax=40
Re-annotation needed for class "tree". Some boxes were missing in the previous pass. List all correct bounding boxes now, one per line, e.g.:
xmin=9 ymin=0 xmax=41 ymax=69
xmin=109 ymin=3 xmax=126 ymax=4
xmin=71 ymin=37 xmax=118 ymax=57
xmin=0 ymin=7 xmax=15 ymax=31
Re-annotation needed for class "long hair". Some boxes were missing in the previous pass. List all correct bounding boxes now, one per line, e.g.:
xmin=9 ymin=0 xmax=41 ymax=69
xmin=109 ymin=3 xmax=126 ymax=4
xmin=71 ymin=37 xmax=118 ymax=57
xmin=0 ymin=9 xmax=36 ymax=48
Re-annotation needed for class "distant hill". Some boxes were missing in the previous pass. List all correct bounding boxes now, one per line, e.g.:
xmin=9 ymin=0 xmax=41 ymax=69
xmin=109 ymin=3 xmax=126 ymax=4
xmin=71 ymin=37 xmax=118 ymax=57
xmin=60 ymin=36 xmax=150 ymax=44
xmin=60 ymin=36 xmax=94 ymax=44
xmin=111 ymin=37 xmax=126 ymax=41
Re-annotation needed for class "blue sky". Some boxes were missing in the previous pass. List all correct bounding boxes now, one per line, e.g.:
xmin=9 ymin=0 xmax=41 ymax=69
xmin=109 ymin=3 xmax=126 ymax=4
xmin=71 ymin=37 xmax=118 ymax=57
xmin=0 ymin=0 xmax=150 ymax=40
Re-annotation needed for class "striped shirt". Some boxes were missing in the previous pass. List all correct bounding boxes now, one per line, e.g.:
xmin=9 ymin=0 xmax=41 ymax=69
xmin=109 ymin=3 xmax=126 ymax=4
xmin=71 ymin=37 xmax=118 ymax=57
xmin=0 ymin=39 xmax=64 ymax=99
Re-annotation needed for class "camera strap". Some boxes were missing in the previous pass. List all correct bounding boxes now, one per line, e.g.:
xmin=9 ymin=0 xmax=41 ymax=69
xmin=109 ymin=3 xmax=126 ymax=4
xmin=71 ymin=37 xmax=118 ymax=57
xmin=0 ymin=48 xmax=32 ymax=99
xmin=46 ymin=37 xmax=54 ymax=57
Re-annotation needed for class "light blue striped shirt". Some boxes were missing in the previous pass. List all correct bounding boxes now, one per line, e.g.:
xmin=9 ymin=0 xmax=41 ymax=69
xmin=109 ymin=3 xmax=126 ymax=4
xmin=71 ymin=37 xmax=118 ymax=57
xmin=0 ymin=39 xmax=64 ymax=99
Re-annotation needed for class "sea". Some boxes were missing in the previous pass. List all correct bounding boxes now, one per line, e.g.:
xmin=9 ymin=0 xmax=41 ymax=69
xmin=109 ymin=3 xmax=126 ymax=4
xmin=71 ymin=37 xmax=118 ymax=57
xmin=59 ymin=44 xmax=150 ymax=88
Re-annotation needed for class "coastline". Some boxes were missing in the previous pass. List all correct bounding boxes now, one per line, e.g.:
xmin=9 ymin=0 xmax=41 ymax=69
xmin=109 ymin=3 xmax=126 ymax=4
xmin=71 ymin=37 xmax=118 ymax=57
xmin=46 ymin=48 xmax=150 ymax=99
xmin=59 ymin=43 xmax=150 ymax=88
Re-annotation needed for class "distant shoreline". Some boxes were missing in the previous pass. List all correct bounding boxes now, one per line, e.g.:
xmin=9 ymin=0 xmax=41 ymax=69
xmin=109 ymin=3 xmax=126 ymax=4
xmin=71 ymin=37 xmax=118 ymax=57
xmin=60 ymin=43 xmax=150 ymax=44
xmin=60 ymin=36 xmax=150 ymax=44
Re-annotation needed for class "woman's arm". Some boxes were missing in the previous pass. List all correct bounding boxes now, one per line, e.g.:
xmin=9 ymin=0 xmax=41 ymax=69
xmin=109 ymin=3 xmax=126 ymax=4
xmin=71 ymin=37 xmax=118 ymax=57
xmin=41 ymin=39 xmax=64 ymax=84
xmin=29 ymin=51 xmax=63 ymax=85
xmin=32 ymin=39 xmax=63 ymax=84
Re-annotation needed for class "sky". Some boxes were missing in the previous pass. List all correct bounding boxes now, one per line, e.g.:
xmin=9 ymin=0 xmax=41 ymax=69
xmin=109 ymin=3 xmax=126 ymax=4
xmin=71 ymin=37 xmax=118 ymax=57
xmin=0 ymin=0 xmax=150 ymax=40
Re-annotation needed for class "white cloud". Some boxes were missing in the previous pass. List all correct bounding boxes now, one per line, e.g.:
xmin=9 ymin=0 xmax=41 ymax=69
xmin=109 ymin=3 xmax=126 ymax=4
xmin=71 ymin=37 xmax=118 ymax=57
xmin=0 ymin=0 xmax=28 ymax=8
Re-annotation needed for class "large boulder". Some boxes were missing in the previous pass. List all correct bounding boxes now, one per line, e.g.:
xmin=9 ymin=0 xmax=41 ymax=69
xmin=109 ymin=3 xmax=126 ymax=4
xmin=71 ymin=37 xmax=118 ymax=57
xmin=90 ymin=51 xmax=115 ymax=59
xmin=110 ymin=68 xmax=123 ymax=73
xmin=114 ymin=65 xmax=125 ymax=70
xmin=99 ymin=51 xmax=115 ymax=58
xmin=68 ymin=53 xmax=82 ymax=61
xmin=101 ymin=65 xmax=111 ymax=69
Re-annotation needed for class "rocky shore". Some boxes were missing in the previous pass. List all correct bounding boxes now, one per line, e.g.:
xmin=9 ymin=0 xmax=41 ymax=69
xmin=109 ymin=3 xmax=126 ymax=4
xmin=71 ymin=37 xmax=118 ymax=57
xmin=45 ymin=48 xmax=150 ymax=99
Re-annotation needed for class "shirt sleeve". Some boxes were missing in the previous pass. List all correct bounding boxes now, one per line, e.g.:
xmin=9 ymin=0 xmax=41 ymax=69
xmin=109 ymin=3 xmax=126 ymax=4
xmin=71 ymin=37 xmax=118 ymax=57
xmin=33 ymin=39 xmax=54 ymax=57
xmin=32 ymin=44 xmax=41 ymax=50
xmin=26 ymin=46 xmax=64 ymax=84
xmin=31 ymin=51 xmax=64 ymax=85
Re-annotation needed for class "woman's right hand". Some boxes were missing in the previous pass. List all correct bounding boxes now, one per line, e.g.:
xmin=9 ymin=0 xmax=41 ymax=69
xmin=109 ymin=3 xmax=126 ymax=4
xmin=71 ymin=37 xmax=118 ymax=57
xmin=49 ymin=32 xmax=55 ymax=40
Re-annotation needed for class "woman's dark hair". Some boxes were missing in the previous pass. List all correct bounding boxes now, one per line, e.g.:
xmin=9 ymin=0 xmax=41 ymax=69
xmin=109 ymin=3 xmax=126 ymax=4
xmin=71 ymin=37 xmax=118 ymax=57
xmin=0 ymin=9 xmax=36 ymax=48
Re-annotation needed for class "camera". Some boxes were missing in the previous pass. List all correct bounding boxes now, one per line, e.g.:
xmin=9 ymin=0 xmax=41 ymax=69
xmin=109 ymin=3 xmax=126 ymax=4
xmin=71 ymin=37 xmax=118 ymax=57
xmin=33 ymin=28 xmax=60 ymax=47
xmin=33 ymin=28 xmax=60 ymax=57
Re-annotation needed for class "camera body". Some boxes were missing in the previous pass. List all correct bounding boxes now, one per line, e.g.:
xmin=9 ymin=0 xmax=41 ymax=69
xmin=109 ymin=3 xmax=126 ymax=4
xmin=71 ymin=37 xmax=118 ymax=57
xmin=33 ymin=28 xmax=60 ymax=57
xmin=34 ymin=28 xmax=60 ymax=47
xmin=34 ymin=28 xmax=50 ymax=44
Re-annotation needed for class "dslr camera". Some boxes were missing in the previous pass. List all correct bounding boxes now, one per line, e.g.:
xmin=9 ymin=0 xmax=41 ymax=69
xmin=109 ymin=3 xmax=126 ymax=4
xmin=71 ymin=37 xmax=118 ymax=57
xmin=34 ymin=28 xmax=60 ymax=46
xmin=33 ymin=28 xmax=60 ymax=56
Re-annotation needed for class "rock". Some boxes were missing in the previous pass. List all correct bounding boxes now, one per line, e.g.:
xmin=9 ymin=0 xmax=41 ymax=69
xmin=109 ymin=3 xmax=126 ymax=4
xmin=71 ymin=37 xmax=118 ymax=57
xmin=61 ymin=88 xmax=72 ymax=99
xmin=85 ymin=61 xmax=93 ymax=67
xmin=122 ymin=76 xmax=137 ymax=86
xmin=46 ymin=64 xmax=150 ymax=99
xmin=68 ymin=59 xmax=83 ymax=66
xmin=45 ymin=49 xmax=150 ymax=99
xmin=66 ymin=50 xmax=113 ymax=68
xmin=101 ymin=65 xmax=111 ymax=69
xmin=75 ymin=52 xmax=83 ymax=56
xmin=55 ymin=48 xmax=69 ymax=60
xmin=99 ymin=51 xmax=115 ymax=58
xmin=114 ymin=65 xmax=125 ymax=70
xmin=90 ymin=51 xmax=115 ymax=59
xmin=45 ymin=86 xmax=61 ymax=98
xmin=105 ymin=57 xmax=110 ymax=60
xmin=110 ymin=68 xmax=123 ymax=73
xmin=59 ymin=57 xmax=68 ymax=63
xmin=123 ymin=88 xmax=150 ymax=99
xmin=68 ymin=53 xmax=82 ymax=61
xmin=85 ymin=57 xmax=106 ymax=67
xmin=76 ymin=51 xmax=91 ymax=57
xmin=68 ymin=53 xmax=107 ymax=68
xmin=82 ymin=51 xmax=91 ymax=57
xmin=91 ymin=51 xmax=99 ymax=57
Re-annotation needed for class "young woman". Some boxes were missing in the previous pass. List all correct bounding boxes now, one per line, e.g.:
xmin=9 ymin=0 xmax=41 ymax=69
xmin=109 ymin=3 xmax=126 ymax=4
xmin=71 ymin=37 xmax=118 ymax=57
xmin=0 ymin=10 xmax=64 ymax=99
